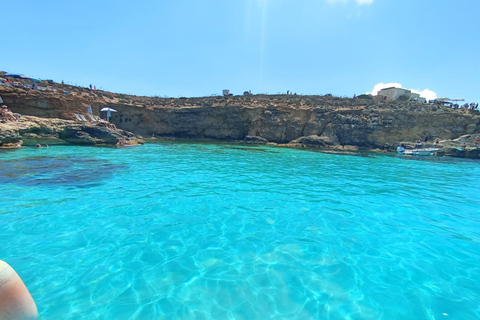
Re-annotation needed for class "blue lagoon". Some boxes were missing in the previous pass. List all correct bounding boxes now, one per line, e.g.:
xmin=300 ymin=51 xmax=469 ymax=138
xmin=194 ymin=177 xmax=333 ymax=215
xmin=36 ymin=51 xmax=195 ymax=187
xmin=1 ymin=143 xmax=479 ymax=319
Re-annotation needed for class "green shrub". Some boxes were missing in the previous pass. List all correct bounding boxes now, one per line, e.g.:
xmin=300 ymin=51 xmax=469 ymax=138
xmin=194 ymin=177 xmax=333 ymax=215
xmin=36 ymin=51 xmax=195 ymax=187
xmin=357 ymin=94 xmax=373 ymax=100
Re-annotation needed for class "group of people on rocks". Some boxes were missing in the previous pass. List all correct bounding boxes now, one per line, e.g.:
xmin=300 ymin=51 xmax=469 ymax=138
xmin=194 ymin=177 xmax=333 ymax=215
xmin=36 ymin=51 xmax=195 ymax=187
xmin=460 ymin=136 xmax=479 ymax=149
xmin=116 ymin=139 xmax=127 ymax=146
xmin=1 ymin=77 xmax=59 ymax=93
xmin=429 ymin=100 xmax=479 ymax=110
xmin=415 ymin=134 xmax=479 ymax=150
xmin=453 ymin=103 xmax=479 ymax=110
xmin=1 ymin=76 xmax=101 ymax=96
xmin=1 ymin=105 xmax=21 ymax=121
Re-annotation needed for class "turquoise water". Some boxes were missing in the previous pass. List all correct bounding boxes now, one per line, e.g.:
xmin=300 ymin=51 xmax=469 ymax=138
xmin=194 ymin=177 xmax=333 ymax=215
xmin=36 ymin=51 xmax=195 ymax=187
xmin=1 ymin=142 xmax=479 ymax=319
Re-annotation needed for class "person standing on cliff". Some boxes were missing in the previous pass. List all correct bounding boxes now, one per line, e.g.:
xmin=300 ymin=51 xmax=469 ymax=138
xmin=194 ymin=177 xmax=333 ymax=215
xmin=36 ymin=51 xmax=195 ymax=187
xmin=474 ymin=136 xmax=479 ymax=147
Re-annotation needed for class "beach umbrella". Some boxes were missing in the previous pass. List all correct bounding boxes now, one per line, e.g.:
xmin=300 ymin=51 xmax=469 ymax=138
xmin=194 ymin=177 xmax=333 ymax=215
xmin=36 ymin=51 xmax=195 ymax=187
xmin=100 ymin=107 xmax=117 ymax=121
xmin=448 ymin=98 xmax=465 ymax=108
xmin=4 ymin=73 xmax=24 ymax=78
xmin=87 ymin=104 xmax=92 ymax=114
xmin=4 ymin=74 xmax=41 ymax=82
xmin=100 ymin=107 xmax=117 ymax=112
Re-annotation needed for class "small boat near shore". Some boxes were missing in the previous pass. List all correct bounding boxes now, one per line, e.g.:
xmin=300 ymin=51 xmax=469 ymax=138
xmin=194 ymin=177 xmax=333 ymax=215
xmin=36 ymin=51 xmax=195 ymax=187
xmin=397 ymin=146 xmax=439 ymax=156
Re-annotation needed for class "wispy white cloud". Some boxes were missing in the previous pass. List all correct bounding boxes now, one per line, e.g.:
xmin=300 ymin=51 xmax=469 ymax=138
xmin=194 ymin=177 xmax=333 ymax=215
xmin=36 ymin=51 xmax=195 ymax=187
xmin=326 ymin=0 xmax=374 ymax=5
xmin=412 ymin=88 xmax=437 ymax=101
xmin=369 ymin=82 xmax=437 ymax=101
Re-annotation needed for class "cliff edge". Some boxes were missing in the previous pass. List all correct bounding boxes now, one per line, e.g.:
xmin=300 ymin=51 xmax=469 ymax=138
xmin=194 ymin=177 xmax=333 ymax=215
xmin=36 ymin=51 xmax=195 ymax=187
xmin=1 ymin=82 xmax=479 ymax=153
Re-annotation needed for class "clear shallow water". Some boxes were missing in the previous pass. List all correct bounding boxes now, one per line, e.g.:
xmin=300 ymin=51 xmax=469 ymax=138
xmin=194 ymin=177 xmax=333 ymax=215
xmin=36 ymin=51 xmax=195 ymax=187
xmin=1 ymin=143 xmax=479 ymax=319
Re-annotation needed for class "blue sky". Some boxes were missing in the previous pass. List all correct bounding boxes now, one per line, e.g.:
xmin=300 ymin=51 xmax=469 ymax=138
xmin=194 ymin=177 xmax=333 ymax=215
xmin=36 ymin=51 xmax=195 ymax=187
xmin=2 ymin=0 xmax=479 ymax=102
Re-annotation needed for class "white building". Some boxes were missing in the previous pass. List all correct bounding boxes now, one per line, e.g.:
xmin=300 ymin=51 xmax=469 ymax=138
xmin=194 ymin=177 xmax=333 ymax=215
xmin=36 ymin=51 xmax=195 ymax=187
xmin=409 ymin=92 xmax=420 ymax=100
xmin=377 ymin=87 xmax=411 ymax=101
xmin=377 ymin=87 xmax=426 ymax=103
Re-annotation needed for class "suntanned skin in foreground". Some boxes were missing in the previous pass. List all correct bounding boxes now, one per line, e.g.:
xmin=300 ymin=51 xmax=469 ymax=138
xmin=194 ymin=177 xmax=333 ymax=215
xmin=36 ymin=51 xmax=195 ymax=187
xmin=0 ymin=260 xmax=38 ymax=320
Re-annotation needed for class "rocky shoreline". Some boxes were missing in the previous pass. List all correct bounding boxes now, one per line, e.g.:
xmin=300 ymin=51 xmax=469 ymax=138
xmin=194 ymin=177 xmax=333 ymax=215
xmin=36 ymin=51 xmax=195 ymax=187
xmin=2 ymin=115 xmax=479 ymax=160
xmin=1 ymin=83 xmax=479 ymax=159
xmin=0 ymin=115 xmax=144 ymax=148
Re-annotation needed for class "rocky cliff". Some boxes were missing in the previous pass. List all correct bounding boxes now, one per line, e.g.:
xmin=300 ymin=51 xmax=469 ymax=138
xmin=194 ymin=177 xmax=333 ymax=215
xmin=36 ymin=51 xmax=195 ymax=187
xmin=0 ymin=115 xmax=144 ymax=147
xmin=1 ymin=83 xmax=479 ymax=151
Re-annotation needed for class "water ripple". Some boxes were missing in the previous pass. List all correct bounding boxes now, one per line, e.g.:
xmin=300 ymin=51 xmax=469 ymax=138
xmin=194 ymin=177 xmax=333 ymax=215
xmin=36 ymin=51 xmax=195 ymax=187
xmin=1 ymin=143 xmax=480 ymax=319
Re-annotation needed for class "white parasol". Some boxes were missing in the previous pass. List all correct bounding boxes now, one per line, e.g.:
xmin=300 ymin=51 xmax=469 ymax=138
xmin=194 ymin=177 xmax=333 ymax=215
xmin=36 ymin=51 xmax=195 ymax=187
xmin=100 ymin=107 xmax=117 ymax=121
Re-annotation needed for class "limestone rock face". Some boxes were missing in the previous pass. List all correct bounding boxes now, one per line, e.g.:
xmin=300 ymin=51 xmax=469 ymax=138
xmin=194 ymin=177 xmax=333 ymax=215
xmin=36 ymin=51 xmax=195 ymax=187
xmin=0 ymin=116 xmax=144 ymax=147
xmin=290 ymin=135 xmax=336 ymax=147
xmin=0 ymin=129 xmax=21 ymax=145
xmin=105 ymin=102 xmax=480 ymax=151
xmin=59 ymin=124 xmax=143 ymax=146
xmin=244 ymin=135 xmax=268 ymax=144
xmin=2 ymin=85 xmax=479 ymax=151
xmin=437 ymin=147 xmax=480 ymax=159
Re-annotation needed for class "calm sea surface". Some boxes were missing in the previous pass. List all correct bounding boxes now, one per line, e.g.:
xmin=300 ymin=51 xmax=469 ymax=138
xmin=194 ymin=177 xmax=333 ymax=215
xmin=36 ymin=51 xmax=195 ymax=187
xmin=1 ymin=142 xmax=479 ymax=319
